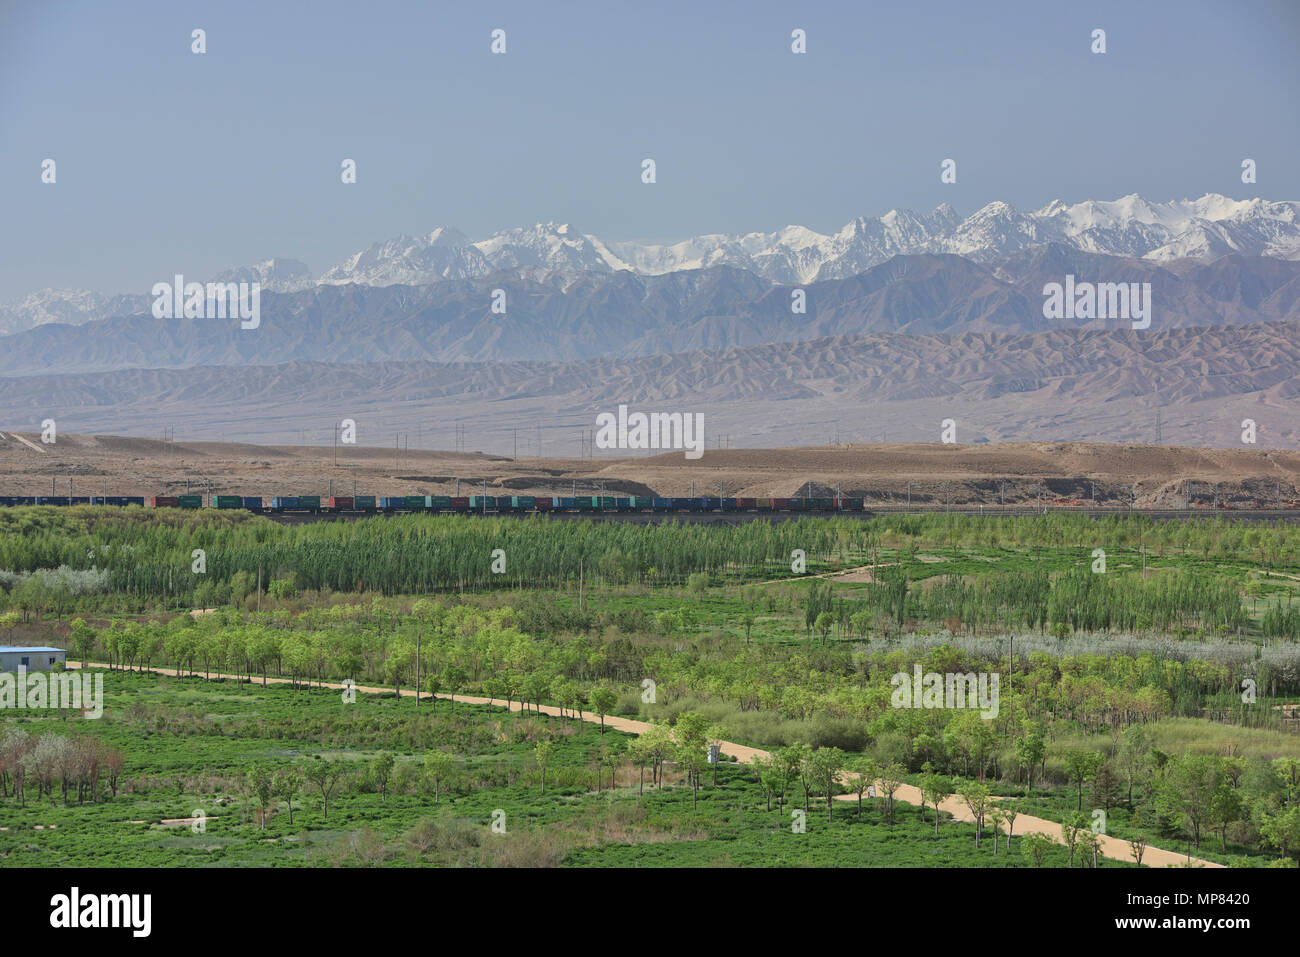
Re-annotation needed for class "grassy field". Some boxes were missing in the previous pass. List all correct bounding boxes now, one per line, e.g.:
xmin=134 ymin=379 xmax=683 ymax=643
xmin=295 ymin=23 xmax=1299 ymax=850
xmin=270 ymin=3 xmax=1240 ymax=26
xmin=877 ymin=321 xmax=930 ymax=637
xmin=4 ymin=509 xmax=1300 ymax=868
xmin=0 ymin=672 xmax=1099 ymax=868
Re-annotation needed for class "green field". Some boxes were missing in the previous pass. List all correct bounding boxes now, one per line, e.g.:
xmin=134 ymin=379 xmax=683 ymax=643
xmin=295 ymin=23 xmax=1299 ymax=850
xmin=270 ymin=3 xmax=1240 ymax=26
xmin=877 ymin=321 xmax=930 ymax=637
xmin=3 ymin=508 xmax=1300 ymax=868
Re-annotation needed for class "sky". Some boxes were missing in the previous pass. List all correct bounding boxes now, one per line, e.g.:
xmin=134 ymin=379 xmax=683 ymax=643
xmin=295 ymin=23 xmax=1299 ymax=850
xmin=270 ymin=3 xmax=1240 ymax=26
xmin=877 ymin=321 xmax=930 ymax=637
xmin=1 ymin=0 xmax=1297 ymax=300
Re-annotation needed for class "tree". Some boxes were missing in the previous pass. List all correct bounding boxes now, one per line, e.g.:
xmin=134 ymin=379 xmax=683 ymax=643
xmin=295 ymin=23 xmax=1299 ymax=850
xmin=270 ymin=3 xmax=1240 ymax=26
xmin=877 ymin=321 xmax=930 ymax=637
xmin=304 ymin=757 xmax=346 ymax=820
xmin=920 ymin=773 xmax=953 ymax=835
xmin=423 ymin=671 xmax=441 ymax=714
xmin=751 ymin=755 xmax=778 ymax=811
xmin=588 ymin=686 xmax=617 ymax=734
xmin=850 ymin=757 xmax=880 ymax=817
xmin=248 ymin=765 xmax=274 ymax=830
xmin=642 ymin=722 xmax=674 ymax=789
xmin=1118 ymin=724 xmax=1152 ymax=807
xmin=879 ymin=763 xmax=905 ymax=823
xmin=1128 ymin=834 xmax=1149 ymax=867
xmin=674 ymin=713 xmax=711 ymax=809
xmin=1207 ymin=783 xmax=1243 ymax=852
xmin=806 ymin=747 xmax=846 ymax=822
xmin=779 ymin=743 xmax=812 ymax=814
xmin=371 ymin=752 xmax=395 ymax=803
xmin=1016 ymin=730 xmax=1045 ymax=796
xmin=1156 ymin=754 xmax=1223 ymax=849
xmin=69 ymin=618 xmax=96 ymax=669
xmin=1001 ymin=805 xmax=1018 ymax=846
xmin=384 ymin=646 xmax=412 ymax=700
xmin=1260 ymin=805 xmax=1300 ymax=864
xmin=1061 ymin=812 xmax=1089 ymax=867
xmin=273 ymin=766 xmax=301 ymax=826
xmin=988 ymin=808 xmax=1006 ymax=854
xmin=1020 ymin=832 xmax=1053 ymax=867
xmin=534 ymin=740 xmax=555 ymax=795
xmin=627 ymin=738 xmax=652 ymax=797
xmin=1064 ymin=749 xmax=1105 ymax=811
xmin=814 ymin=611 xmax=834 ymax=646
xmin=424 ymin=749 xmax=454 ymax=803
xmin=440 ymin=664 xmax=465 ymax=712
xmin=106 ymin=749 xmax=124 ymax=799
xmin=1091 ymin=761 xmax=1122 ymax=814
xmin=957 ymin=781 xmax=992 ymax=848
xmin=740 ymin=613 xmax=756 ymax=644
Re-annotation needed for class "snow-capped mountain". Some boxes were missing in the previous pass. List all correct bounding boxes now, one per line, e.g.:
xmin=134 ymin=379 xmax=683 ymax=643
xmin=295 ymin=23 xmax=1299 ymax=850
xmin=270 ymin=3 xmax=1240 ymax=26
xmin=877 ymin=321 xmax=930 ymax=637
xmin=5 ymin=195 xmax=1298 ymax=335
xmin=212 ymin=258 xmax=315 ymax=292
xmin=317 ymin=194 xmax=1300 ymax=287
xmin=0 ymin=259 xmax=314 ymax=335
xmin=0 ymin=289 xmax=149 ymax=336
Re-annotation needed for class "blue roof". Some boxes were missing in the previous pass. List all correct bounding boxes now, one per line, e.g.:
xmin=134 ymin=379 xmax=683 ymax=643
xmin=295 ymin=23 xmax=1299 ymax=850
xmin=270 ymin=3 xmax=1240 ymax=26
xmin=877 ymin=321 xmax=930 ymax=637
xmin=0 ymin=646 xmax=66 ymax=653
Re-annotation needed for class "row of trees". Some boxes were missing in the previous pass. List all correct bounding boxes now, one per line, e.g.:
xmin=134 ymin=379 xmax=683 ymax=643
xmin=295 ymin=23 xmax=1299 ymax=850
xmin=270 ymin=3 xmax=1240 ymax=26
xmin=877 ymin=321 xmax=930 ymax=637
xmin=808 ymin=565 xmax=1250 ymax=642
xmin=0 ymin=508 xmax=859 ymax=611
xmin=0 ymin=728 xmax=125 ymax=807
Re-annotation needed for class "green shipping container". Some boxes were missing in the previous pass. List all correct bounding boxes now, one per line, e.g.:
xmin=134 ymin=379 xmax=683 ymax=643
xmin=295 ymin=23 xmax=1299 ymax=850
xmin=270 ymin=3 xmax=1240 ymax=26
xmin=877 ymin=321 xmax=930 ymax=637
xmin=214 ymin=495 xmax=243 ymax=509
xmin=469 ymin=496 xmax=496 ymax=508
xmin=177 ymin=495 xmax=203 ymax=508
xmin=355 ymin=495 xmax=376 ymax=509
xmin=598 ymin=496 xmax=616 ymax=509
xmin=429 ymin=496 xmax=451 ymax=509
xmin=511 ymin=496 xmax=535 ymax=508
xmin=573 ymin=496 xmax=596 ymax=510
xmin=405 ymin=496 xmax=428 ymax=509
xmin=298 ymin=496 xmax=322 ymax=509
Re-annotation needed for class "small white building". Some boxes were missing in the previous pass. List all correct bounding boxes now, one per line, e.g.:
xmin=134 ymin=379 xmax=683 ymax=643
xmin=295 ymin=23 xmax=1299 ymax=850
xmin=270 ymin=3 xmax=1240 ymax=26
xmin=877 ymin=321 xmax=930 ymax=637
xmin=0 ymin=646 xmax=67 ymax=672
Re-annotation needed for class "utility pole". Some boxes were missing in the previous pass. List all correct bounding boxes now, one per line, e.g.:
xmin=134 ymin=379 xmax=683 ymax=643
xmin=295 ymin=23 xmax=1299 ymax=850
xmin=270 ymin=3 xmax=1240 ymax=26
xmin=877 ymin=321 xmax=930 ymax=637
xmin=334 ymin=420 xmax=338 ymax=466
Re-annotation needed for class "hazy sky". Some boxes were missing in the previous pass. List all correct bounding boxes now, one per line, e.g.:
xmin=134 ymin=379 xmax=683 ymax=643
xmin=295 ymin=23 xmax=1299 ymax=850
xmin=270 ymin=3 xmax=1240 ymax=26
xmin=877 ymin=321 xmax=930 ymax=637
xmin=2 ymin=0 xmax=1297 ymax=300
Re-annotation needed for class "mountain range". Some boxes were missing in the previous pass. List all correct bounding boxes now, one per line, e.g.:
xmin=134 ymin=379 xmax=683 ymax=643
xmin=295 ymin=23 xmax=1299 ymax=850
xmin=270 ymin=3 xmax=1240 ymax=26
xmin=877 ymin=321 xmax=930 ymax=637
xmin=1 ymin=247 xmax=1297 ymax=376
xmin=4 ymin=194 xmax=1300 ymax=451
xmin=3 ymin=194 xmax=1298 ymax=335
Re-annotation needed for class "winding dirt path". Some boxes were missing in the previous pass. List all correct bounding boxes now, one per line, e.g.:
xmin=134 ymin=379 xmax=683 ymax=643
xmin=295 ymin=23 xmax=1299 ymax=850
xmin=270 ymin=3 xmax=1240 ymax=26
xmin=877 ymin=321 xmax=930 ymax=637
xmin=69 ymin=661 xmax=1218 ymax=867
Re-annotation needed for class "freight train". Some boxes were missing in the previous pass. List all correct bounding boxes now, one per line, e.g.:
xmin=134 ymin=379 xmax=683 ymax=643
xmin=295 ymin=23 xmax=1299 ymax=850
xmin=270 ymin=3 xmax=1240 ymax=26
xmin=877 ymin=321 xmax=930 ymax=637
xmin=0 ymin=493 xmax=866 ymax=514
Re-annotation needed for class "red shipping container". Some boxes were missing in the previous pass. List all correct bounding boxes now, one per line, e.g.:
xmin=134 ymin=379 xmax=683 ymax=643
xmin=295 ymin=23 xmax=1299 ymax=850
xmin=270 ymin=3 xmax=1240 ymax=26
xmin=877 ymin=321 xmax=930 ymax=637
xmin=534 ymin=497 xmax=555 ymax=509
xmin=150 ymin=496 xmax=180 ymax=508
xmin=770 ymin=498 xmax=792 ymax=510
xmin=449 ymin=497 xmax=470 ymax=508
xmin=328 ymin=497 xmax=354 ymax=510
xmin=737 ymin=497 xmax=757 ymax=509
